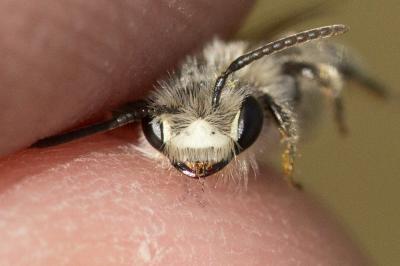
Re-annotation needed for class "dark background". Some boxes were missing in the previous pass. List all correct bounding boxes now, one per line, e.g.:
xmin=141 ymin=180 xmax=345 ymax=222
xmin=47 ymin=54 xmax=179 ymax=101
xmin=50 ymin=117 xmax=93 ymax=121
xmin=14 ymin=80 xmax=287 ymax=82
xmin=237 ymin=1 xmax=400 ymax=265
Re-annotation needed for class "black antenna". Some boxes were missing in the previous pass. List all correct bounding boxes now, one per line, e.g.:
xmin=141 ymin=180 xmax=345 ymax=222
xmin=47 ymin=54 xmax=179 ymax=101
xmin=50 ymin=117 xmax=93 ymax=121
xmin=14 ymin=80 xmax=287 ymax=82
xmin=211 ymin=24 xmax=349 ymax=108
xmin=32 ymin=101 xmax=152 ymax=147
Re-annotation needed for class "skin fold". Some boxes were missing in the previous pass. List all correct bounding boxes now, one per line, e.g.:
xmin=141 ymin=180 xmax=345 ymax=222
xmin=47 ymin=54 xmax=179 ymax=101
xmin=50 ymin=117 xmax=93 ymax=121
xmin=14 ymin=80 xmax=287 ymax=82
xmin=0 ymin=0 xmax=369 ymax=265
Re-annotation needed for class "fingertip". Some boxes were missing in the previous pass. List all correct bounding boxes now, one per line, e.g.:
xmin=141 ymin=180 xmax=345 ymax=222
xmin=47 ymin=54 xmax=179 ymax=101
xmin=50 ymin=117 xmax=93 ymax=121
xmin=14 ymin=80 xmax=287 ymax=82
xmin=0 ymin=132 xmax=370 ymax=265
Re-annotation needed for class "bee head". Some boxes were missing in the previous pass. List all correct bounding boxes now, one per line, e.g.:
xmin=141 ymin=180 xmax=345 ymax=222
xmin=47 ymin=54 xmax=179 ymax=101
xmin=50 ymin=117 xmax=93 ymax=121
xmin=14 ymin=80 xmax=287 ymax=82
xmin=142 ymin=94 xmax=263 ymax=178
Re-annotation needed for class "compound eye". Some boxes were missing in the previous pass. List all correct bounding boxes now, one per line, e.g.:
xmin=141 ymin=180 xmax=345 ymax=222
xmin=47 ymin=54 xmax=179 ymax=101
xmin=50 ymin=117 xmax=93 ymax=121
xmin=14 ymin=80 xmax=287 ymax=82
xmin=142 ymin=116 xmax=164 ymax=151
xmin=236 ymin=96 xmax=264 ymax=152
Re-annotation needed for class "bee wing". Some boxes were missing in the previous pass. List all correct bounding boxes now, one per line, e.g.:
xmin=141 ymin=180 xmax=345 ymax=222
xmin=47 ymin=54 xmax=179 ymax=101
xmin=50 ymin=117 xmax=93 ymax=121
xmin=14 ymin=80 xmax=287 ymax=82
xmin=339 ymin=63 xmax=388 ymax=99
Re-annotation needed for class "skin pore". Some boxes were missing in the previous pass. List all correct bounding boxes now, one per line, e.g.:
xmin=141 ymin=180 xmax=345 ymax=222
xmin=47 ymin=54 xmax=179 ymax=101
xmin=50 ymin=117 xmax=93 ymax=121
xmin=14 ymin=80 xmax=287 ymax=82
xmin=0 ymin=0 xmax=369 ymax=265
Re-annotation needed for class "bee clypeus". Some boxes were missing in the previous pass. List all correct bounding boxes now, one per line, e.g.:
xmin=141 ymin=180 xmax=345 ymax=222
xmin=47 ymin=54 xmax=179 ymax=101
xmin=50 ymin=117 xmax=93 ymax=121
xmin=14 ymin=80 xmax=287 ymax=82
xmin=33 ymin=24 xmax=385 ymax=187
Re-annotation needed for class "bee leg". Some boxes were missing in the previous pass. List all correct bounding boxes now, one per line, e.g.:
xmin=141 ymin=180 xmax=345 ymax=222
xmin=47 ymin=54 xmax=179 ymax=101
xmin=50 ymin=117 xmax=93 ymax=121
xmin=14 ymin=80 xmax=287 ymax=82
xmin=262 ymin=95 xmax=302 ymax=189
xmin=283 ymin=61 xmax=350 ymax=135
xmin=339 ymin=63 xmax=388 ymax=99
xmin=322 ymin=76 xmax=349 ymax=136
xmin=279 ymin=129 xmax=303 ymax=190
xmin=332 ymin=61 xmax=389 ymax=135
xmin=32 ymin=100 xmax=150 ymax=148
xmin=333 ymin=96 xmax=348 ymax=135
xmin=324 ymin=79 xmax=349 ymax=136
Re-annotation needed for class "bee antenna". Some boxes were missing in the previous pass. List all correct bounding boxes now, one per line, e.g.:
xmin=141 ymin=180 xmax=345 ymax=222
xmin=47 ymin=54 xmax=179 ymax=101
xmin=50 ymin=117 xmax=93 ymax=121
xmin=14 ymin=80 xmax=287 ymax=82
xmin=211 ymin=24 xmax=349 ymax=108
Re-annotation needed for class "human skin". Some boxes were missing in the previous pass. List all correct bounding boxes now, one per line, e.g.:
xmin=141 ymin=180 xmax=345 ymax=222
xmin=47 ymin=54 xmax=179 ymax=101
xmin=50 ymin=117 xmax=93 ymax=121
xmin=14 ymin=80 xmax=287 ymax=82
xmin=0 ymin=0 xmax=370 ymax=265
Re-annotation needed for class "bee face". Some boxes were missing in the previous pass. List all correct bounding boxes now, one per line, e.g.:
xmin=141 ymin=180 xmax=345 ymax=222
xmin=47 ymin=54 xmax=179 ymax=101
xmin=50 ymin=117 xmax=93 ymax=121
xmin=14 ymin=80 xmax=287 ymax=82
xmin=142 ymin=96 xmax=264 ymax=178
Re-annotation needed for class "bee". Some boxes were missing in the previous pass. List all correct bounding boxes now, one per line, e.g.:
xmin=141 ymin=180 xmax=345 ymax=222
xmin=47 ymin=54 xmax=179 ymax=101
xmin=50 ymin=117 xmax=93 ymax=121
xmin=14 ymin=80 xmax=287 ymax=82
xmin=33 ymin=24 xmax=385 ymax=187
